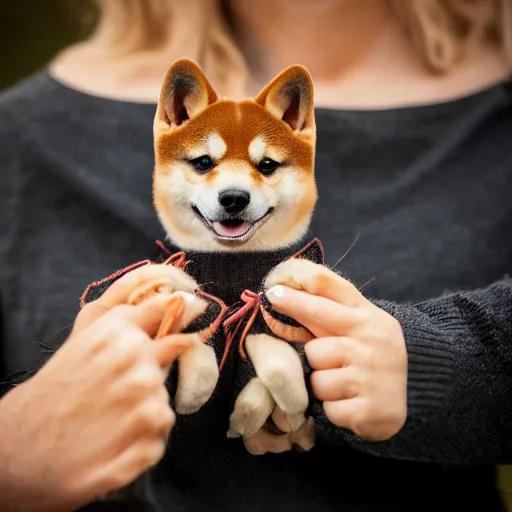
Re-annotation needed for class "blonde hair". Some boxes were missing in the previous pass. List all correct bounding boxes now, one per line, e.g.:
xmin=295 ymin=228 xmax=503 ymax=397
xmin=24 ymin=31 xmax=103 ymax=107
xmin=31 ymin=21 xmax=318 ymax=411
xmin=91 ymin=0 xmax=512 ymax=97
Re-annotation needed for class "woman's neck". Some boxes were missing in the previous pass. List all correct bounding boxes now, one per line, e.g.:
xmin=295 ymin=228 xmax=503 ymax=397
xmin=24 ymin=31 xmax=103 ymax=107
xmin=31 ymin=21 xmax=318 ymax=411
xmin=228 ymin=0 xmax=510 ymax=108
xmin=51 ymin=0 xmax=510 ymax=108
xmin=228 ymin=0 xmax=391 ymax=86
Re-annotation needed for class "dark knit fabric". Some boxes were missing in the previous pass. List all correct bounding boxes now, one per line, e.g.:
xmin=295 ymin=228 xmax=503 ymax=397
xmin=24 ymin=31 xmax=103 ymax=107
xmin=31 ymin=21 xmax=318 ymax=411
xmin=1 ymin=71 xmax=512 ymax=511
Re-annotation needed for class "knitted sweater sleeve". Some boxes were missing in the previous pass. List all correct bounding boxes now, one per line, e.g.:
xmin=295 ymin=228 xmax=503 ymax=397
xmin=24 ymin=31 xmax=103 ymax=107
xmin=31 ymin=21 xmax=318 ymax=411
xmin=313 ymin=278 xmax=512 ymax=465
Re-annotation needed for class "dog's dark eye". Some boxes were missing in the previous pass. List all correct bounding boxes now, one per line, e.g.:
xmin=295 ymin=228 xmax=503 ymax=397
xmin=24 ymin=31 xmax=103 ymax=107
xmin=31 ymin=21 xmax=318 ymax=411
xmin=189 ymin=155 xmax=214 ymax=173
xmin=257 ymin=157 xmax=281 ymax=176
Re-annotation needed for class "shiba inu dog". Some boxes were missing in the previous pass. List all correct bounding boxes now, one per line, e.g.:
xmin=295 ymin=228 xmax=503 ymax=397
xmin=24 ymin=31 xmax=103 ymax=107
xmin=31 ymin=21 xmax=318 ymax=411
xmin=152 ymin=59 xmax=317 ymax=252
xmin=139 ymin=59 xmax=320 ymax=452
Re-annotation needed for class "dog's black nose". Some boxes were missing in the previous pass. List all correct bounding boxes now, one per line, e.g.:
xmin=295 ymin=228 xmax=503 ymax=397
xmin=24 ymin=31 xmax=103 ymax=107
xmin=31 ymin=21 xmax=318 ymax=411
xmin=218 ymin=189 xmax=251 ymax=214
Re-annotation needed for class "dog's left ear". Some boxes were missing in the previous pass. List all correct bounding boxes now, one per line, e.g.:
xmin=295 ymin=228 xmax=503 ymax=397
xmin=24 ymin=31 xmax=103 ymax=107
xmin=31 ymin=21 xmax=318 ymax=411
xmin=155 ymin=59 xmax=218 ymax=130
xmin=255 ymin=65 xmax=315 ymax=133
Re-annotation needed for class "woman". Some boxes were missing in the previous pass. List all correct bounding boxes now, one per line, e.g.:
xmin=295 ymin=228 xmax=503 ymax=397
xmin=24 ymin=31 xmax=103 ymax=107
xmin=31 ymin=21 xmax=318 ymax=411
xmin=0 ymin=0 xmax=511 ymax=510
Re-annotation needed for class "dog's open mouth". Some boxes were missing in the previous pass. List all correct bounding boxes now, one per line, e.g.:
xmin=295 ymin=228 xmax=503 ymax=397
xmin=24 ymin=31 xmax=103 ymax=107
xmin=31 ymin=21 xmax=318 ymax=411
xmin=192 ymin=206 xmax=273 ymax=242
xmin=211 ymin=218 xmax=252 ymax=238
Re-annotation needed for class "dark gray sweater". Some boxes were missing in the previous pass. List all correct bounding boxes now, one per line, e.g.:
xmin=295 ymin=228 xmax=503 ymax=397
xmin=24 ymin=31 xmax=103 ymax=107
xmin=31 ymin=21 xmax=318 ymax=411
xmin=0 ymin=72 xmax=511 ymax=511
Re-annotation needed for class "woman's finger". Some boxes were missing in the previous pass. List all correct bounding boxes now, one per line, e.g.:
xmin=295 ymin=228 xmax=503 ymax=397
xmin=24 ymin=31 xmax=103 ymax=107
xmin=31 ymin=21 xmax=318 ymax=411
xmin=322 ymin=398 xmax=362 ymax=431
xmin=311 ymin=367 xmax=360 ymax=401
xmin=266 ymin=286 xmax=363 ymax=337
xmin=153 ymin=334 xmax=197 ymax=369
xmin=75 ymin=264 xmax=192 ymax=331
xmin=305 ymin=336 xmax=359 ymax=370
xmin=302 ymin=264 xmax=366 ymax=307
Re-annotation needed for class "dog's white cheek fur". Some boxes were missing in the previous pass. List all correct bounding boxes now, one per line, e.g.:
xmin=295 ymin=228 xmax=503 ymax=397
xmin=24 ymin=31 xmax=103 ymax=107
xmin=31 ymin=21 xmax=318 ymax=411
xmin=155 ymin=165 xmax=208 ymax=236
xmin=247 ymin=171 xmax=312 ymax=248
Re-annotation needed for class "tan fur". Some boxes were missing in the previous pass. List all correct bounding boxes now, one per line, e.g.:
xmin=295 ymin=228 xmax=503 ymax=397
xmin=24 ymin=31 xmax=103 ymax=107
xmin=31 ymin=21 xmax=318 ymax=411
xmin=128 ymin=267 xmax=198 ymax=302
xmin=243 ymin=412 xmax=316 ymax=456
xmin=243 ymin=428 xmax=293 ymax=456
xmin=245 ymin=334 xmax=308 ymax=432
xmin=175 ymin=343 xmax=220 ymax=414
xmin=271 ymin=405 xmax=293 ymax=433
xmin=265 ymin=258 xmax=323 ymax=292
xmin=227 ymin=377 xmax=275 ymax=438
xmin=290 ymin=417 xmax=316 ymax=452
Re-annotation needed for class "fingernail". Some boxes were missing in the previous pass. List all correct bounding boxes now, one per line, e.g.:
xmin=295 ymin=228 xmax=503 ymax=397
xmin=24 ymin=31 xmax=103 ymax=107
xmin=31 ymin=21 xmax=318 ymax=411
xmin=267 ymin=285 xmax=285 ymax=303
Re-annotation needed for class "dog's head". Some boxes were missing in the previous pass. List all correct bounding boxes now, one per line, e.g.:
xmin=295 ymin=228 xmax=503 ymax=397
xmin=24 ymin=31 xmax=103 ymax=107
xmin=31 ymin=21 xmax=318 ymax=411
xmin=153 ymin=59 xmax=317 ymax=252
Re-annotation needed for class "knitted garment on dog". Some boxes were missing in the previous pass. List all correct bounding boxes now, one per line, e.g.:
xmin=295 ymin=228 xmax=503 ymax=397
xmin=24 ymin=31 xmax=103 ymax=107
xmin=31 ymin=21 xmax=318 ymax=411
xmin=78 ymin=237 xmax=324 ymax=511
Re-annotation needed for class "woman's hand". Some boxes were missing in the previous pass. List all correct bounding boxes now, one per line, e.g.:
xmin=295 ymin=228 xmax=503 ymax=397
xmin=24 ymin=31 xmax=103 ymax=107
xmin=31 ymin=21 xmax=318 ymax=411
xmin=266 ymin=272 xmax=408 ymax=442
xmin=0 ymin=265 xmax=194 ymax=512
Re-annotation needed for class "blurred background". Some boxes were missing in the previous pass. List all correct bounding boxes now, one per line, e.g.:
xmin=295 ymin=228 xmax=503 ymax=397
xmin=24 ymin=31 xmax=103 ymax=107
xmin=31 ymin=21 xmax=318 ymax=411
xmin=0 ymin=1 xmax=93 ymax=92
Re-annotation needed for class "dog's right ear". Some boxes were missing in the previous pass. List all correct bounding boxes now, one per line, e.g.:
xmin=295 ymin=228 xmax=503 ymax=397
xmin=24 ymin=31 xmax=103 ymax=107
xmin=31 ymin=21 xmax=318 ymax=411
xmin=255 ymin=65 xmax=315 ymax=134
xmin=155 ymin=59 xmax=218 ymax=130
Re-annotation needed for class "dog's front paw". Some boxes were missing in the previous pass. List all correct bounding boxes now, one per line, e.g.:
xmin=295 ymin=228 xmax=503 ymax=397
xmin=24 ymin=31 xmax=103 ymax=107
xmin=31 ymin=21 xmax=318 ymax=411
xmin=242 ymin=415 xmax=316 ymax=455
xmin=128 ymin=265 xmax=199 ymax=306
xmin=243 ymin=414 xmax=316 ymax=456
xmin=175 ymin=343 xmax=219 ymax=414
xmin=128 ymin=266 xmax=225 ymax=415
xmin=245 ymin=334 xmax=308 ymax=431
xmin=260 ymin=258 xmax=331 ymax=343
xmin=243 ymin=426 xmax=293 ymax=455
xmin=265 ymin=257 xmax=330 ymax=294
xmin=227 ymin=377 xmax=275 ymax=438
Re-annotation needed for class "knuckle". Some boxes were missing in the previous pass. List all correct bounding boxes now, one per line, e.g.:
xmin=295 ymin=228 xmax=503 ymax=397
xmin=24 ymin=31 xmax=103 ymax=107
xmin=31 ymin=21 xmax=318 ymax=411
xmin=160 ymin=405 xmax=176 ymax=433
xmin=133 ymin=400 xmax=170 ymax=433
xmin=344 ymin=371 xmax=361 ymax=397
xmin=128 ymin=365 xmax=162 ymax=393
xmin=134 ymin=402 xmax=160 ymax=430
xmin=136 ymin=440 xmax=166 ymax=469
xmin=112 ymin=333 xmax=146 ymax=366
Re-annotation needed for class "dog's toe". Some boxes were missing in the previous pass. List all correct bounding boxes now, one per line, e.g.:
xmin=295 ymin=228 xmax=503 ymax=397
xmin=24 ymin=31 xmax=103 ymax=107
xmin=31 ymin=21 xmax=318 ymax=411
xmin=246 ymin=334 xmax=308 ymax=429
xmin=228 ymin=377 xmax=275 ymax=438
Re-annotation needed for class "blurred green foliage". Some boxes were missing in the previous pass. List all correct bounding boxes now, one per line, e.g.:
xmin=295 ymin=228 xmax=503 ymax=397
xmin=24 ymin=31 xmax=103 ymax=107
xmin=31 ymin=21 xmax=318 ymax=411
xmin=0 ymin=0 xmax=93 ymax=91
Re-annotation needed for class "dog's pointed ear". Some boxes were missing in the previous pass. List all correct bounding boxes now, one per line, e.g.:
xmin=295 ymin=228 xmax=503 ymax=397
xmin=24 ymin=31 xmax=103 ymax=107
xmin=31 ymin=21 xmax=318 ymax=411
xmin=255 ymin=65 xmax=315 ymax=133
xmin=155 ymin=59 xmax=218 ymax=129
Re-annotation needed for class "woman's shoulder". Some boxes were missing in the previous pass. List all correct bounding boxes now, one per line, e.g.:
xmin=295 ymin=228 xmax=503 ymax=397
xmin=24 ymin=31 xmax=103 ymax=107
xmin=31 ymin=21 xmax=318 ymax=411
xmin=0 ymin=69 xmax=156 ymax=165
xmin=0 ymin=71 xmax=62 ymax=156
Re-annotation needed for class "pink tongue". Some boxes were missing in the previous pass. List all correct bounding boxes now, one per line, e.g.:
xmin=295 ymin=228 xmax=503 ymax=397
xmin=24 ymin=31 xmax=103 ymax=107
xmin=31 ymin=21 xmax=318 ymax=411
xmin=212 ymin=221 xmax=252 ymax=238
